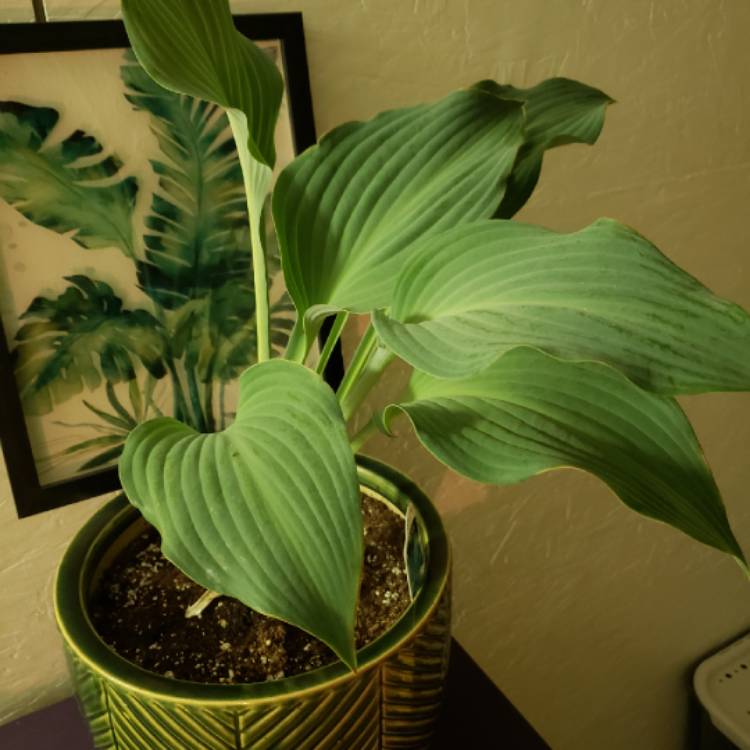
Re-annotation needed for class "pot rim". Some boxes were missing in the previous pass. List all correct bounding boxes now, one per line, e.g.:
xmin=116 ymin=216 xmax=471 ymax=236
xmin=54 ymin=455 xmax=450 ymax=706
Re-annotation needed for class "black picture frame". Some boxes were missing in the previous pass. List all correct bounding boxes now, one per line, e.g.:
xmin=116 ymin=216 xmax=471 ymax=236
xmin=0 ymin=14 xmax=341 ymax=518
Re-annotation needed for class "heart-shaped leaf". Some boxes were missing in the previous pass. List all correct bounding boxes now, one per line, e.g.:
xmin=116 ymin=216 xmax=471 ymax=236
xmin=373 ymin=218 xmax=750 ymax=394
xmin=119 ymin=360 xmax=363 ymax=668
xmin=383 ymin=347 xmax=745 ymax=564
xmin=478 ymin=78 xmax=613 ymax=218
xmin=272 ymin=84 xmax=526 ymax=353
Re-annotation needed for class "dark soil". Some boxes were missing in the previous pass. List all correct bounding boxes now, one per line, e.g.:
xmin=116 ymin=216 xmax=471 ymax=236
xmin=90 ymin=495 xmax=410 ymax=684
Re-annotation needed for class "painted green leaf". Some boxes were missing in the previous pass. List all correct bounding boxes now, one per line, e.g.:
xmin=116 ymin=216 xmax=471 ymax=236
xmin=78 ymin=445 xmax=126 ymax=471
xmin=62 ymin=434 xmax=125 ymax=456
xmin=0 ymin=102 xmax=137 ymax=255
xmin=13 ymin=275 xmax=167 ymax=415
xmin=272 ymin=85 xmax=526 ymax=351
xmin=81 ymin=399 xmax=133 ymax=432
xmin=51 ymin=375 xmax=160 ymax=473
xmin=384 ymin=347 xmax=745 ymax=564
xmin=168 ymin=218 xmax=294 ymax=385
xmin=121 ymin=50 xmax=249 ymax=310
xmin=171 ymin=283 xmax=295 ymax=383
xmin=373 ymin=219 xmax=750 ymax=394
xmin=481 ymin=78 xmax=613 ymax=218
xmin=61 ymin=434 xmax=126 ymax=474
xmin=119 ymin=360 xmax=363 ymax=667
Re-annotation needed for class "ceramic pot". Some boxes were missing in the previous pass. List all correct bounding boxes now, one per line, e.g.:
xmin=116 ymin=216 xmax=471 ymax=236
xmin=54 ymin=455 xmax=451 ymax=749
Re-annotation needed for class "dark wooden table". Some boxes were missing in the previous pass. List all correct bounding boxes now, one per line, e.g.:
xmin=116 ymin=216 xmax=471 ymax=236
xmin=0 ymin=640 xmax=550 ymax=749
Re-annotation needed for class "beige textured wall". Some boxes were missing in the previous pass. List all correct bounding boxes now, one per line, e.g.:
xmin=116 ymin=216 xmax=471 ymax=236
xmin=0 ymin=4 xmax=33 ymax=23
xmin=1 ymin=2 xmax=749 ymax=749
xmin=0 ymin=2 xmax=103 ymax=728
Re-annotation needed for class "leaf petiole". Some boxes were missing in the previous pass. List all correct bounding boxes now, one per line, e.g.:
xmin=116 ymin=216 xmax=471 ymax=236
xmin=337 ymin=324 xmax=394 ymax=422
xmin=349 ymin=418 xmax=379 ymax=453
xmin=284 ymin=317 xmax=308 ymax=363
xmin=185 ymin=589 xmax=221 ymax=619
xmin=228 ymin=111 xmax=272 ymax=365
xmin=317 ymin=312 xmax=349 ymax=375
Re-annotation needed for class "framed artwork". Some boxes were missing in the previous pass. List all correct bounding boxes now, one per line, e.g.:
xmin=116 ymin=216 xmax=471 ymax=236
xmin=0 ymin=15 xmax=336 ymax=517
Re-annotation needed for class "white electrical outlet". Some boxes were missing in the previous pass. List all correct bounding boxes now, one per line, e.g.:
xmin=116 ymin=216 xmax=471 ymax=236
xmin=695 ymin=632 xmax=750 ymax=749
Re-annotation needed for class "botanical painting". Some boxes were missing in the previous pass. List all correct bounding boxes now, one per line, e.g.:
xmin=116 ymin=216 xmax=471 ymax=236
xmin=0 ymin=44 xmax=296 ymax=485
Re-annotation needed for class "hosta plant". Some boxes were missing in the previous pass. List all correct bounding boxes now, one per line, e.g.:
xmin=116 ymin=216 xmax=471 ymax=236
xmin=118 ymin=0 xmax=750 ymax=671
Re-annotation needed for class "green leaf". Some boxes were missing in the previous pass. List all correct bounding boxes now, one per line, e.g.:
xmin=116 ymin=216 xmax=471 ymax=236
xmin=119 ymin=360 xmax=363 ymax=667
xmin=479 ymin=78 xmax=613 ymax=218
xmin=273 ymin=85 xmax=526 ymax=351
xmin=122 ymin=0 xmax=285 ymax=362
xmin=384 ymin=347 xmax=745 ymax=564
xmin=121 ymin=0 xmax=281 ymax=170
xmin=120 ymin=50 xmax=250 ymax=310
xmin=0 ymin=102 xmax=137 ymax=255
xmin=373 ymin=219 xmax=750 ymax=394
xmin=13 ymin=275 xmax=167 ymax=415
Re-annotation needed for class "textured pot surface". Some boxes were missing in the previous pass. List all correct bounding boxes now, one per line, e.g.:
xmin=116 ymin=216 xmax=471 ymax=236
xmin=55 ymin=456 xmax=451 ymax=749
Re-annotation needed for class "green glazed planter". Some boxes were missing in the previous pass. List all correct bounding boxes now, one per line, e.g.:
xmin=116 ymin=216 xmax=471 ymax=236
xmin=55 ymin=456 xmax=451 ymax=750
